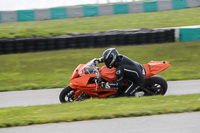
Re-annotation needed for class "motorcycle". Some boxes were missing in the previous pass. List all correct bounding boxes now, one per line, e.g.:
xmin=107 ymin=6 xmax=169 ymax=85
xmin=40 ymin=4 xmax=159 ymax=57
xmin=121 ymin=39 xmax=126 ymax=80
xmin=59 ymin=59 xmax=170 ymax=103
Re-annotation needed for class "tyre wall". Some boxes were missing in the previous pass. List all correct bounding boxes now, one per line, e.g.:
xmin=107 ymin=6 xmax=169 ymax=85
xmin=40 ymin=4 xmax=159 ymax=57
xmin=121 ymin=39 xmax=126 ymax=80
xmin=0 ymin=28 xmax=175 ymax=55
xmin=0 ymin=0 xmax=199 ymax=23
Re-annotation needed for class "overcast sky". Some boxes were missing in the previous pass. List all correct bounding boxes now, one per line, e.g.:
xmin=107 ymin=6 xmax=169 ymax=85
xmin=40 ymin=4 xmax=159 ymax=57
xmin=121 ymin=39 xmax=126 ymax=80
xmin=0 ymin=0 xmax=139 ymax=11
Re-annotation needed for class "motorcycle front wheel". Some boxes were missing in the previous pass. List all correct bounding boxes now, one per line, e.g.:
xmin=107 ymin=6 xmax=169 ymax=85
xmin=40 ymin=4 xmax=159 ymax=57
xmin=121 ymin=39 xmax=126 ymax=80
xmin=59 ymin=86 xmax=76 ymax=103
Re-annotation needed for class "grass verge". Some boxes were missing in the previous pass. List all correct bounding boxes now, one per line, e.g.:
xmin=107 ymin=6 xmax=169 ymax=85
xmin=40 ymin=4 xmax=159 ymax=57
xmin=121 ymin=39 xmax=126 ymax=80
xmin=0 ymin=94 xmax=200 ymax=128
xmin=0 ymin=7 xmax=199 ymax=38
xmin=0 ymin=41 xmax=200 ymax=92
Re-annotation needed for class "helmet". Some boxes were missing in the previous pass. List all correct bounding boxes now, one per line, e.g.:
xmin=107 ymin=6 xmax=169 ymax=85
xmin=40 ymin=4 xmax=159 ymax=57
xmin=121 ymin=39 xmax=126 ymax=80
xmin=102 ymin=48 xmax=119 ymax=69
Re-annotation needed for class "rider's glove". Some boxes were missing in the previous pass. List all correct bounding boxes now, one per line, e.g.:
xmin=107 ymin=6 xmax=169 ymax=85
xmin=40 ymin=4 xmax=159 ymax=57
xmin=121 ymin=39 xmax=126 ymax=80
xmin=94 ymin=59 xmax=100 ymax=65
xmin=94 ymin=57 xmax=104 ymax=65
xmin=99 ymin=57 xmax=104 ymax=63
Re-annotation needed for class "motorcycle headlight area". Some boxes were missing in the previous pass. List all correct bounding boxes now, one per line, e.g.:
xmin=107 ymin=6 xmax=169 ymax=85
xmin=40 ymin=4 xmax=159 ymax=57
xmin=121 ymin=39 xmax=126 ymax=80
xmin=84 ymin=66 xmax=100 ymax=77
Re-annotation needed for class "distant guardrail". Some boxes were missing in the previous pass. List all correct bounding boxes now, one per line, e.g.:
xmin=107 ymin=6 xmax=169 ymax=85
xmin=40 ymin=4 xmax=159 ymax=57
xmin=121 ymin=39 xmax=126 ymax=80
xmin=0 ymin=28 xmax=175 ymax=55
xmin=0 ymin=0 xmax=199 ymax=23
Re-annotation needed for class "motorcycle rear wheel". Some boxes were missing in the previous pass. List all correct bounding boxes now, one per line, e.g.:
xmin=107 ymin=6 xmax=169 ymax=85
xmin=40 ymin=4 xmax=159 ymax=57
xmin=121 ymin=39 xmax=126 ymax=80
xmin=59 ymin=86 xmax=76 ymax=103
xmin=143 ymin=75 xmax=168 ymax=96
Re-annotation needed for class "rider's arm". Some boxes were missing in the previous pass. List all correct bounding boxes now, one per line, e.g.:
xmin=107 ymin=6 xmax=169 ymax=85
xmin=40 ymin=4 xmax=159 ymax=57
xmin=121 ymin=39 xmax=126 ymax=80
xmin=94 ymin=57 xmax=104 ymax=66
xmin=115 ymin=69 xmax=124 ymax=88
xmin=101 ymin=68 xmax=124 ymax=89
xmin=112 ymin=68 xmax=124 ymax=88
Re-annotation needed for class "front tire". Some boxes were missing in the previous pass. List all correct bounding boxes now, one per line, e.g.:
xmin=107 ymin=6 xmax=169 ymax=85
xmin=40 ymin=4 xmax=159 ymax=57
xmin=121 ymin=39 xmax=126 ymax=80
xmin=143 ymin=75 xmax=168 ymax=96
xmin=59 ymin=86 xmax=76 ymax=103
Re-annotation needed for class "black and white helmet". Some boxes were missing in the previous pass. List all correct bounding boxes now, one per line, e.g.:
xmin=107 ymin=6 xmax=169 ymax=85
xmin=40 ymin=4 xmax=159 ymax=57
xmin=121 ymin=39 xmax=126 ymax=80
xmin=102 ymin=48 xmax=119 ymax=69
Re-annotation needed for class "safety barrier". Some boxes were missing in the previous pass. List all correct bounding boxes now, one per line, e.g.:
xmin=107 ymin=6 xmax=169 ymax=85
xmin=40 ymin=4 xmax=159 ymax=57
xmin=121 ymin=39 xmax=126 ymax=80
xmin=0 ymin=28 xmax=175 ymax=55
xmin=0 ymin=0 xmax=199 ymax=23
xmin=179 ymin=28 xmax=200 ymax=41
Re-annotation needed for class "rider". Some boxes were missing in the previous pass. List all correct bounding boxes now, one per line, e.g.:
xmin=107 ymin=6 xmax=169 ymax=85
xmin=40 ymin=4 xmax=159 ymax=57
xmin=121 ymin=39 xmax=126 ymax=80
xmin=94 ymin=48 xmax=146 ymax=97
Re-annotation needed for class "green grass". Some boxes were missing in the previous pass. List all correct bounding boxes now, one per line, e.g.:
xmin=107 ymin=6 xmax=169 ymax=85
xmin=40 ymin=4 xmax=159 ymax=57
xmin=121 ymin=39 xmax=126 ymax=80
xmin=0 ymin=41 xmax=200 ymax=92
xmin=0 ymin=7 xmax=199 ymax=38
xmin=0 ymin=94 xmax=200 ymax=128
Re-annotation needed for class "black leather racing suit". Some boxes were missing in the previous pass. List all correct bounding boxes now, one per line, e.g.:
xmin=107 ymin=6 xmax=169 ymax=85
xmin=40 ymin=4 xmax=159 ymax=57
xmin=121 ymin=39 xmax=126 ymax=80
xmin=110 ymin=55 xmax=146 ymax=96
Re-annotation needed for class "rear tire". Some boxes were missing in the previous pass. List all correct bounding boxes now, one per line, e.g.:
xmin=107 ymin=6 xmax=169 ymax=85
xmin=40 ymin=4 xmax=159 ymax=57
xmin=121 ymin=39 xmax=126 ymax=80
xmin=59 ymin=86 xmax=76 ymax=103
xmin=143 ymin=75 xmax=168 ymax=96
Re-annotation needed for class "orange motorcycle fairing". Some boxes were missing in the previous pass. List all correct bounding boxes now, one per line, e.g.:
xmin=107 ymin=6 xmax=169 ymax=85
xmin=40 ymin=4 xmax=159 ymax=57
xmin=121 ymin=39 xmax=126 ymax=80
xmin=71 ymin=74 xmax=97 ymax=87
xmin=68 ymin=59 xmax=170 ymax=100
xmin=143 ymin=61 xmax=170 ymax=78
xmin=73 ymin=83 xmax=118 ymax=99
xmin=70 ymin=64 xmax=85 ymax=80
xmin=74 ymin=87 xmax=118 ymax=99
xmin=99 ymin=65 xmax=116 ymax=82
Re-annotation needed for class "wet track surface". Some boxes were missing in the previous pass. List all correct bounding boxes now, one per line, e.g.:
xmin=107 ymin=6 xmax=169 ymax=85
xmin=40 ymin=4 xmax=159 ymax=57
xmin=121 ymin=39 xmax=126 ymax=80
xmin=0 ymin=79 xmax=200 ymax=108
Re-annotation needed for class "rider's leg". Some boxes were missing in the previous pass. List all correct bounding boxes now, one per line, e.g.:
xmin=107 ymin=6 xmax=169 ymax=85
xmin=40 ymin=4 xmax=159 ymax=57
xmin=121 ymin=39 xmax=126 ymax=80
xmin=122 ymin=81 xmax=140 ymax=96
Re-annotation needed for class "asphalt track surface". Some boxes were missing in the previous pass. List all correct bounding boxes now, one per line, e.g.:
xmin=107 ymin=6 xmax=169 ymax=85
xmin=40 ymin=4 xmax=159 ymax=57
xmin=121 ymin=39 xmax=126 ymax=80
xmin=0 ymin=112 xmax=200 ymax=133
xmin=0 ymin=79 xmax=200 ymax=132
xmin=0 ymin=79 xmax=200 ymax=108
